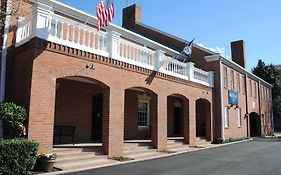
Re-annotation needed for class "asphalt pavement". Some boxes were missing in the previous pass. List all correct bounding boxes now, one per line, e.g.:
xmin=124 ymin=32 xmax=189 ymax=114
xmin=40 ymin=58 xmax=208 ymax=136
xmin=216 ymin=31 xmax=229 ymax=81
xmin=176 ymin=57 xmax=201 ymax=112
xmin=67 ymin=138 xmax=281 ymax=175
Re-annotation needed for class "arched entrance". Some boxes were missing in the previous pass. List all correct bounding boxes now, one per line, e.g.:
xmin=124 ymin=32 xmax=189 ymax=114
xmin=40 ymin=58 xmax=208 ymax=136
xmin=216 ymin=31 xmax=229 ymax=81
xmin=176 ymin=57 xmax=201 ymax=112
xmin=167 ymin=95 xmax=188 ymax=137
xmin=54 ymin=76 xmax=109 ymax=145
xmin=195 ymin=99 xmax=211 ymax=140
xmin=124 ymin=87 xmax=157 ymax=141
xmin=249 ymin=112 xmax=261 ymax=137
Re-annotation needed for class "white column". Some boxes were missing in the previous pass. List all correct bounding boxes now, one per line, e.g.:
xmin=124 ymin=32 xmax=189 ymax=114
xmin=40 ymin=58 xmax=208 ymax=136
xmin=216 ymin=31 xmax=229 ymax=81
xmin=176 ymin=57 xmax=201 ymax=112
xmin=208 ymin=71 xmax=215 ymax=87
xmin=186 ymin=62 xmax=195 ymax=81
xmin=107 ymin=30 xmax=121 ymax=59
xmin=32 ymin=2 xmax=53 ymax=39
xmin=154 ymin=50 xmax=165 ymax=71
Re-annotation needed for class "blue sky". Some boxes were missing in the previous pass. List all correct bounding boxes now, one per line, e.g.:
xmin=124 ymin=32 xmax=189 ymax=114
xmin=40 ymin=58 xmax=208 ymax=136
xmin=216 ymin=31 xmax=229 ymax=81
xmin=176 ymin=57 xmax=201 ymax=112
xmin=59 ymin=0 xmax=281 ymax=70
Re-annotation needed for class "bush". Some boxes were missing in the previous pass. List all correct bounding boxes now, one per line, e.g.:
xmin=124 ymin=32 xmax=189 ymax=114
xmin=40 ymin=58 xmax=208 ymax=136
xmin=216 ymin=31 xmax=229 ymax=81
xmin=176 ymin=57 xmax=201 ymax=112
xmin=0 ymin=102 xmax=27 ymax=127
xmin=0 ymin=102 xmax=27 ymax=138
xmin=212 ymin=137 xmax=250 ymax=144
xmin=0 ymin=138 xmax=39 ymax=175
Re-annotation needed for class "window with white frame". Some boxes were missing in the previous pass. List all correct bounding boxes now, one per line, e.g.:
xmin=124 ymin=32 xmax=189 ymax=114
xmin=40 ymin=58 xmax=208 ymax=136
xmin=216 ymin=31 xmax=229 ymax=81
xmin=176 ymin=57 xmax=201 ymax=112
xmin=253 ymin=82 xmax=257 ymax=98
xmin=230 ymin=70 xmax=234 ymax=90
xmin=237 ymin=108 xmax=242 ymax=128
xmin=249 ymin=80 xmax=252 ymax=97
xmin=224 ymin=106 xmax=229 ymax=128
xmin=137 ymin=100 xmax=150 ymax=128
xmin=241 ymin=75 xmax=245 ymax=93
xmin=237 ymin=73 xmax=240 ymax=93
xmin=224 ymin=66 xmax=228 ymax=88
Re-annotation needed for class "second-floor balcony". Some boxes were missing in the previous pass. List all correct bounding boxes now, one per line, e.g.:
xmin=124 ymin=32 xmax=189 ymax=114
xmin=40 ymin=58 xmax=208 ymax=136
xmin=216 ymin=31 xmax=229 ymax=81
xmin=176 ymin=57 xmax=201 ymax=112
xmin=15 ymin=1 xmax=214 ymax=87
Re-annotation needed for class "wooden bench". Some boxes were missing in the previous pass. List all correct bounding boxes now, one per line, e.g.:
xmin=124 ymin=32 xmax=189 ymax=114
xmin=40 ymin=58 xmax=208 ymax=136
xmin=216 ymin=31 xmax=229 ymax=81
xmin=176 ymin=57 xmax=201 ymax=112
xmin=54 ymin=125 xmax=76 ymax=145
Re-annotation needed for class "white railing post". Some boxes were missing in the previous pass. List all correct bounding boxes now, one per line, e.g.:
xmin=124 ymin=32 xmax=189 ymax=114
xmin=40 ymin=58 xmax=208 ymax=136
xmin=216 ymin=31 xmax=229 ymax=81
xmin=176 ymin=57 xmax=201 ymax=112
xmin=107 ymin=30 xmax=121 ymax=59
xmin=208 ymin=71 xmax=215 ymax=87
xmin=186 ymin=62 xmax=195 ymax=81
xmin=32 ymin=2 xmax=53 ymax=39
xmin=154 ymin=50 xmax=165 ymax=71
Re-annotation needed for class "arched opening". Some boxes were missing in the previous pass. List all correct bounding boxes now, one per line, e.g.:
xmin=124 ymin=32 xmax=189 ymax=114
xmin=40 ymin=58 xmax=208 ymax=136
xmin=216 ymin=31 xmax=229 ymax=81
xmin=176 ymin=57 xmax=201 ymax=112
xmin=196 ymin=99 xmax=211 ymax=140
xmin=124 ymin=87 xmax=157 ymax=142
xmin=249 ymin=112 xmax=261 ymax=137
xmin=53 ymin=76 xmax=109 ymax=148
xmin=167 ymin=94 xmax=188 ymax=138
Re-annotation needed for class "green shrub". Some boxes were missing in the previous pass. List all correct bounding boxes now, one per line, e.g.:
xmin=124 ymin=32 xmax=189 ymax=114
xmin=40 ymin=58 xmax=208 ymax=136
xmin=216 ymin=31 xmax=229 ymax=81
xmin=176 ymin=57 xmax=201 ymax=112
xmin=0 ymin=102 xmax=27 ymax=127
xmin=0 ymin=138 xmax=39 ymax=175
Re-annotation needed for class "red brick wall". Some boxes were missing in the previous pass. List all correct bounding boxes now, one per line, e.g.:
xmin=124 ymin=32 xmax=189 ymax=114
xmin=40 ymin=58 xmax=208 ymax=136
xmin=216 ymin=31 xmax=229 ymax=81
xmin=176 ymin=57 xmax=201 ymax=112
xmin=13 ymin=39 xmax=212 ymax=156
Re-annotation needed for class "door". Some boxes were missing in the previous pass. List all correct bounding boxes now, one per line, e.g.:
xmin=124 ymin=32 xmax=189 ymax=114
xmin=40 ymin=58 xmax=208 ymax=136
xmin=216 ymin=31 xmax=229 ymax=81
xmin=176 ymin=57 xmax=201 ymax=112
xmin=92 ymin=93 xmax=103 ymax=141
xmin=173 ymin=107 xmax=182 ymax=136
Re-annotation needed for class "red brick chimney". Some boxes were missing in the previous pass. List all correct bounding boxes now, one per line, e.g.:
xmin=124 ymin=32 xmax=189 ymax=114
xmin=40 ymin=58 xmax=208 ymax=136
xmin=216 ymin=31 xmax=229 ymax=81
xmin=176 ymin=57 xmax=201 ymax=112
xmin=122 ymin=4 xmax=141 ymax=29
xmin=231 ymin=40 xmax=247 ymax=68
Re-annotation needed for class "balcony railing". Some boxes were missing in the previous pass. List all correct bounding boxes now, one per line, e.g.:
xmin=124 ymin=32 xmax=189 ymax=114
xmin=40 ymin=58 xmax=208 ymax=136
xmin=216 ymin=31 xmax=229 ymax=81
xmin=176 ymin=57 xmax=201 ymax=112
xmin=15 ymin=2 xmax=214 ymax=87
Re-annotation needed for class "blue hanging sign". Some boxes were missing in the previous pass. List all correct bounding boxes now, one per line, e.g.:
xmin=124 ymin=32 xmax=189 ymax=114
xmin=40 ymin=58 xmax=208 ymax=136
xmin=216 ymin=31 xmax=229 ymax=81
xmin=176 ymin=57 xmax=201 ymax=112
xmin=228 ymin=90 xmax=238 ymax=106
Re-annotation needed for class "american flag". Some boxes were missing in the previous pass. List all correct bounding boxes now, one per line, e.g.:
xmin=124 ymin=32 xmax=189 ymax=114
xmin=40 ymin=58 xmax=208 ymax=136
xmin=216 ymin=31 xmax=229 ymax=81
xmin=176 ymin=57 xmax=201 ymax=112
xmin=96 ymin=0 xmax=114 ymax=30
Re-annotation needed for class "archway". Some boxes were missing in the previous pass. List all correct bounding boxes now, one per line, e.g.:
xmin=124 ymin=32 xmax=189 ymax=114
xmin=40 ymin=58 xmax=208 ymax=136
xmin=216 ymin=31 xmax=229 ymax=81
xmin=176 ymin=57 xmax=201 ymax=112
xmin=195 ymin=98 xmax=211 ymax=140
xmin=124 ymin=87 xmax=157 ymax=141
xmin=54 ymin=76 xmax=109 ymax=145
xmin=249 ymin=112 xmax=261 ymax=137
xmin=167 ymin=94 xmax=188 ymax=138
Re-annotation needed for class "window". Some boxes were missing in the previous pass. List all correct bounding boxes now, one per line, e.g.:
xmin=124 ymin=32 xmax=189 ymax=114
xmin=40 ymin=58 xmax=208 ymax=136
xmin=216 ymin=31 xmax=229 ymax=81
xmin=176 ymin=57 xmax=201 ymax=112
xmin=249 ymin=80 xmax=252 ymax=97
xmin=224 ymin=106 xmax=229 ymax=128
xmin=237 ymin=73 xmax=240 ymax=93
xmin=241 ymin=75 xmax=245 ymax=93
xmin=230 ymin=70 xmax=234 ymax=90
xmin=138 ymin=100 xmax=150 ymax=128
xmin=261 ymin=86 xmax=263 ymax=99
xmin=237 ymin=108 xmax=242 ymax=128
xmin=253 ymin=82 xmax=257 ymax=98
xmin=224 ymin=66 xmax=228 ymax=88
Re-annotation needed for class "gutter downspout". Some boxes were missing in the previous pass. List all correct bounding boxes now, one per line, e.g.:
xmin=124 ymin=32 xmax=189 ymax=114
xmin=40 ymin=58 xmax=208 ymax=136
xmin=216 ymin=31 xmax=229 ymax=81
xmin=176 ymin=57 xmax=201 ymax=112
xmin=0 ymin=0 xmax=12 ymax=137
xmin=219 ymin=58 xmax=225 ymax=140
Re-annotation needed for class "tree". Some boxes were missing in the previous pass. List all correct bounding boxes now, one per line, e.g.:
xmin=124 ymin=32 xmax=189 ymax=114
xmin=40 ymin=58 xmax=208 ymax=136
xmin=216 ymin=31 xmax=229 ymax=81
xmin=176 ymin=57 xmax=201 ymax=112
xmin=252 ymin=59 xmax=281 ymax=131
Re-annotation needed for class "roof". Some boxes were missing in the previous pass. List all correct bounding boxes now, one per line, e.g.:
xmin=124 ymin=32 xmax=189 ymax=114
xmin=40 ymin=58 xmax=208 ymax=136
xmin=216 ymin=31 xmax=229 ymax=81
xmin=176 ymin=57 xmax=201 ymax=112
xmin=205 ymin=55 xmax=273 ymax=88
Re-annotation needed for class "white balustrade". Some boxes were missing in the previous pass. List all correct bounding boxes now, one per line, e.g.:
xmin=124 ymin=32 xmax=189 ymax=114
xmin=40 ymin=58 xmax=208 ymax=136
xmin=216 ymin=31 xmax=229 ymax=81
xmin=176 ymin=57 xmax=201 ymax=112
xmin=15 ymin=2 xmax=214 ymax=87
xmin=118 ymin=38 xmax=154 ymax=69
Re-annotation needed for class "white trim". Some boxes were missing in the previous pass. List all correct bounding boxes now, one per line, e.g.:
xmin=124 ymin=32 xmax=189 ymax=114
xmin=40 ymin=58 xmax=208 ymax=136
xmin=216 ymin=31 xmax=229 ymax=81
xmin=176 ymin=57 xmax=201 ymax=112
xmin=237 ymin=108 xmax=242 ymax=128
xmin=224 ymin=106 xmax=229 ymax=129
xmin=137 ymin=99 xmax=150 ymax=129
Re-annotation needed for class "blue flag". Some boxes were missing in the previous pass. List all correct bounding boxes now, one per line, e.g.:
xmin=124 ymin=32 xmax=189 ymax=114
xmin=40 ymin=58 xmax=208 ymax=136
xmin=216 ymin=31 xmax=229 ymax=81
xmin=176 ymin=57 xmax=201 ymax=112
xmin=182 ymin=38 xmax=195 ymax=57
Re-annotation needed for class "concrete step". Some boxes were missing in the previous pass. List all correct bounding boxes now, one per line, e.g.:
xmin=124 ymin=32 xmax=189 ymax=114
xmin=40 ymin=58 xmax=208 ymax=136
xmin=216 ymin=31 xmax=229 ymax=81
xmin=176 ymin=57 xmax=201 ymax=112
xmin=53 ymin=147 xmax=103 ymax=157
xmin=123 ymin=147 xmax=157 ymax=156
xmin=167 ymin=145 xmax=195 ymax=152
xmin=55 ymin=152 xmax=105 ymax=163
xmin=167 ymin=143 xmax=187 ymax=149
xmin=55 ymin=156 xmax=115 ymax=170
xmin=167 ymin=138 xmax=184 ymax=143
xmin=125 ymin=150 xmax=165 ymax=160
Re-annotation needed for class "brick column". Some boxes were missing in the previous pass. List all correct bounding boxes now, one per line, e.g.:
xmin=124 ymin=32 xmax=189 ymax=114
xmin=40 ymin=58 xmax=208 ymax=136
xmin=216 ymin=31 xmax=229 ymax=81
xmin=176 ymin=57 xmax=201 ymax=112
xmin=102 ymin=88 xmax=124 ymax=157
xmin=28 ymin=76 xmax=56 ymax=153
xmin=189 ymin=100 xmax=196 ymax=146
xmin=206 ymin=102 xmax=213 ymax=141
xmin=151 ymin=93 xmax=167 ymax=151
xmin=183 ymin=99 xmax=189 ymax=144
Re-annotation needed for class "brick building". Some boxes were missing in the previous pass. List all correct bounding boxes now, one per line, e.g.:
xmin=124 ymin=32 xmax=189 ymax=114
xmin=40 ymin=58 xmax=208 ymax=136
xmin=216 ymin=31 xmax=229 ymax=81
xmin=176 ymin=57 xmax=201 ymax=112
xmin=0 ymin=0 xmax=273 ymax=157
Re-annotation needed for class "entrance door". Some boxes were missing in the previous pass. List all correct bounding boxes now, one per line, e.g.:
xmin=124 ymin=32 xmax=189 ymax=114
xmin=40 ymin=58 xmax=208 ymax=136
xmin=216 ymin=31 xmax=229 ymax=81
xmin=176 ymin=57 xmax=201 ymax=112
xmin=92 ymin=93 xmax=103 ymax=142
xmin=173 ymin=107 xmax=182 ymax=136
xmin=250 ymin=113 xmax=261 ymax=137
